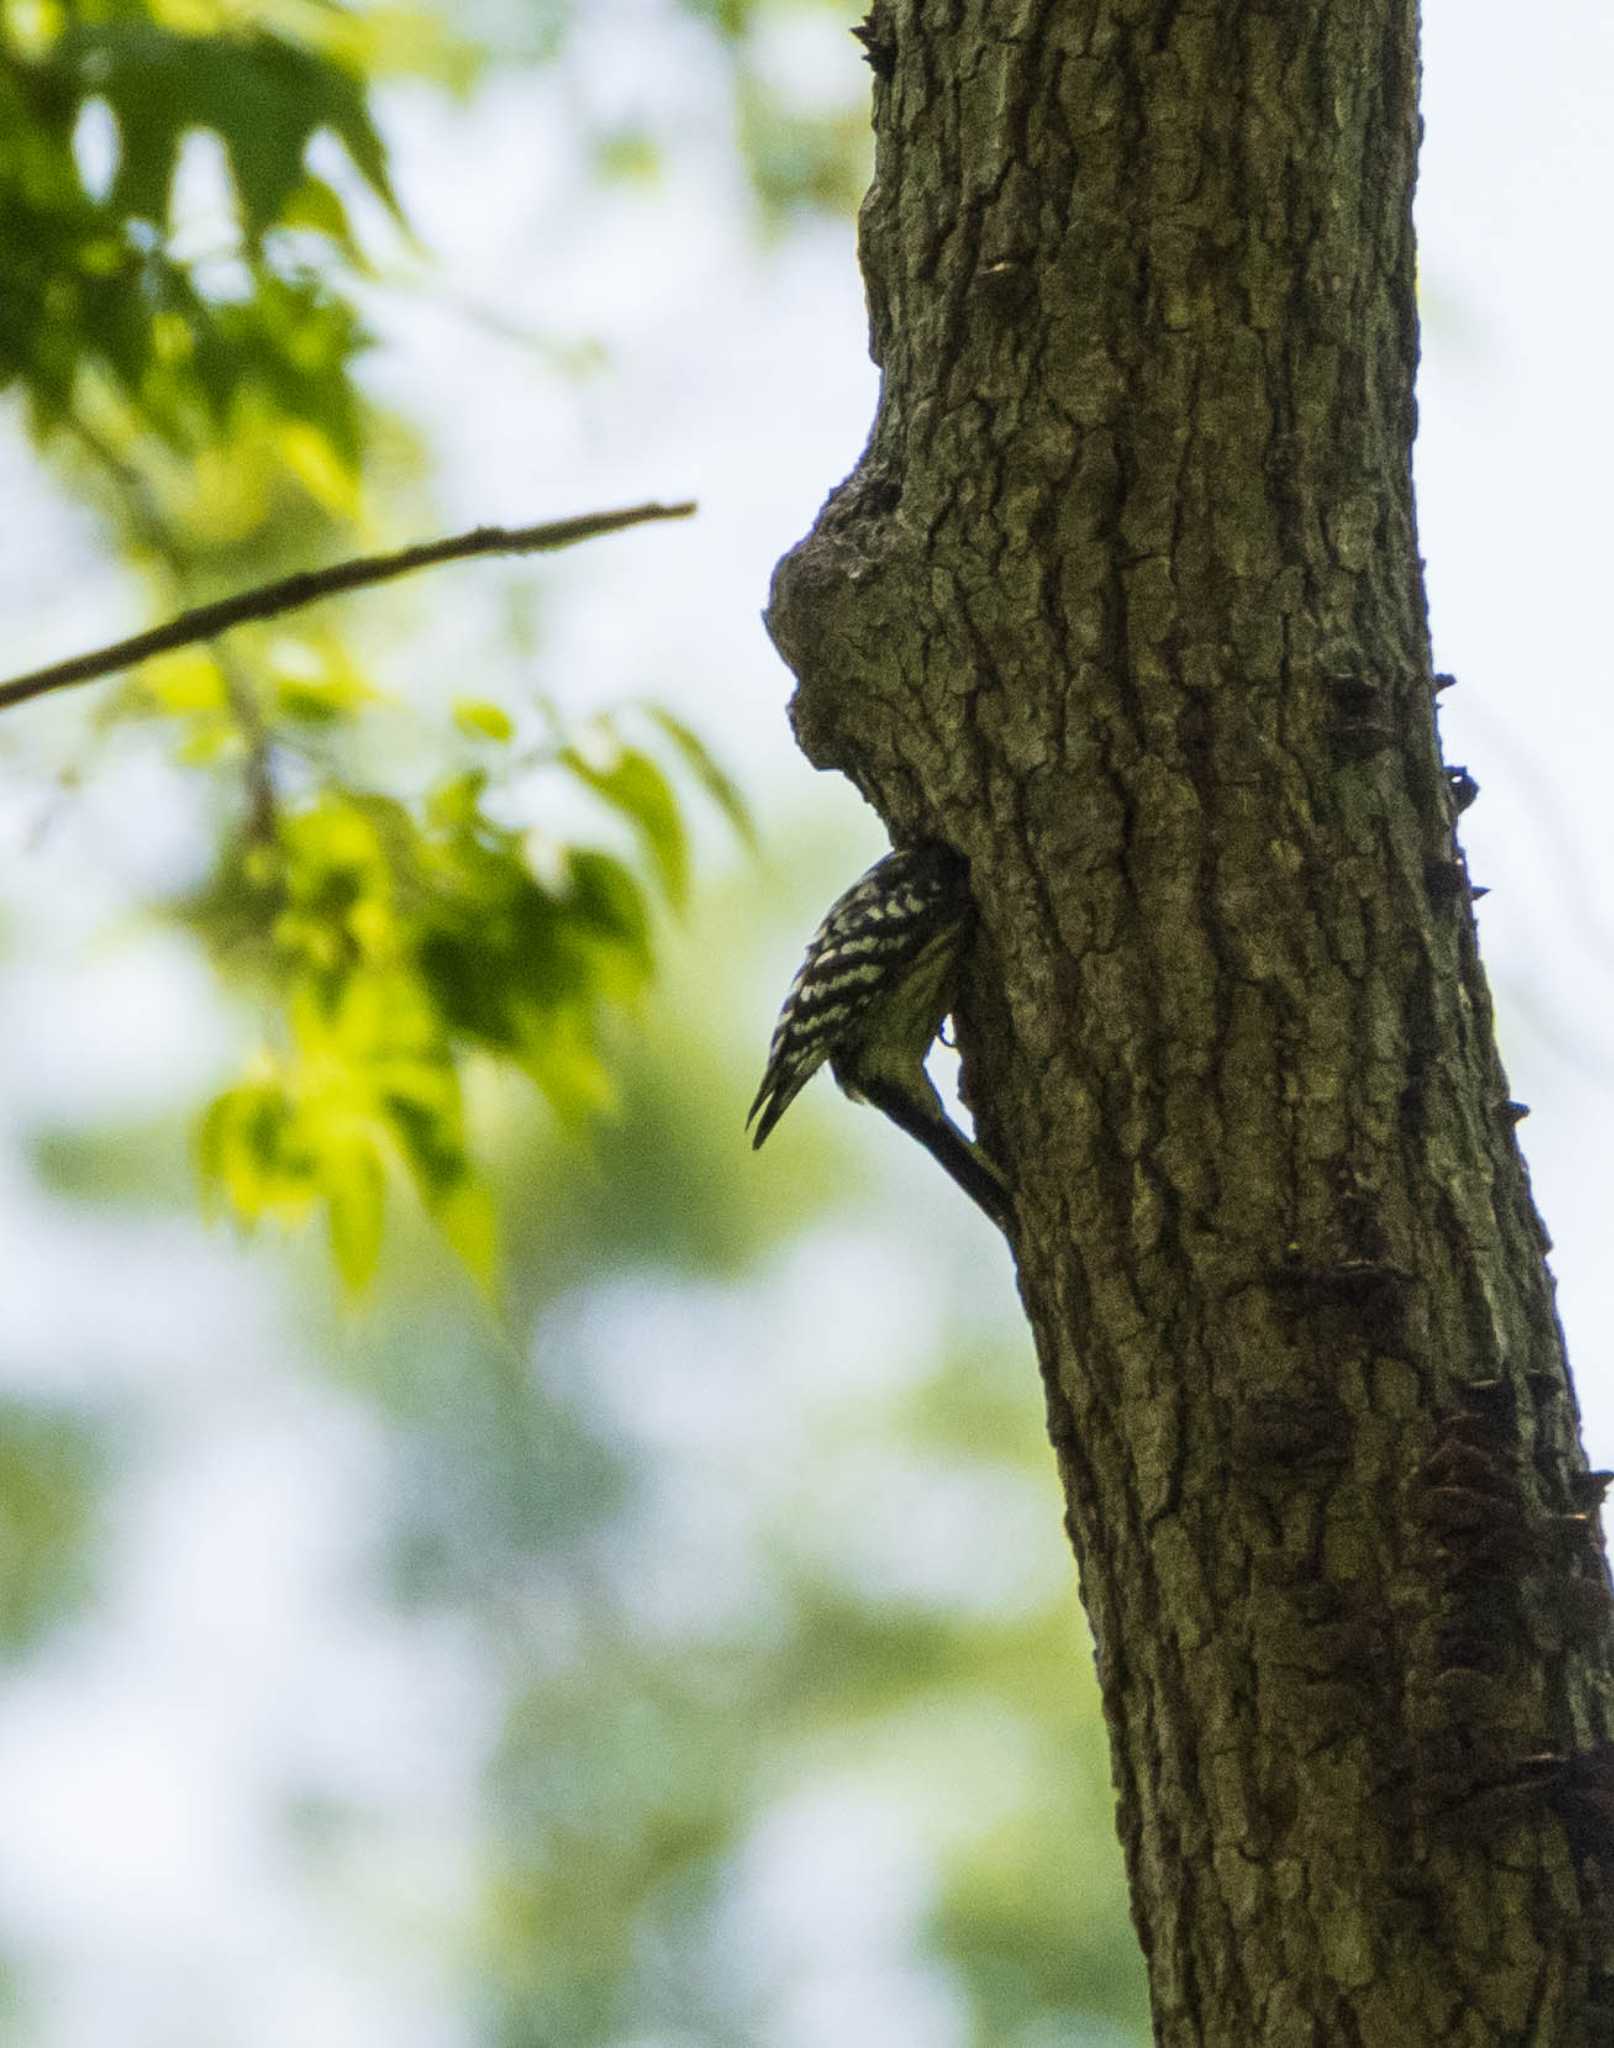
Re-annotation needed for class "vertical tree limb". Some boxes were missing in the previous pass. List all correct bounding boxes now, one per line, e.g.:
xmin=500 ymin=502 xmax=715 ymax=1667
xmin=768 ymin=3 xmax=1614 ymax=2039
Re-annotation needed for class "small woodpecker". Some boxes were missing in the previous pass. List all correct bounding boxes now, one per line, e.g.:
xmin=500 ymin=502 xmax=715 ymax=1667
xmin=747 ymin=844 xmax=1013 ymax=1232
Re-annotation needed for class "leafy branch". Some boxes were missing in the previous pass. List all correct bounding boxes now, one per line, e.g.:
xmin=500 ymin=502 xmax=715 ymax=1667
xmin=0 ymin=501 xmax=697 ymax=714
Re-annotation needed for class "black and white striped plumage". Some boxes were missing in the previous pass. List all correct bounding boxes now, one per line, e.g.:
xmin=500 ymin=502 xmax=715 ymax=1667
xmin=748 ymin=844 xmax=1012 ymax=1230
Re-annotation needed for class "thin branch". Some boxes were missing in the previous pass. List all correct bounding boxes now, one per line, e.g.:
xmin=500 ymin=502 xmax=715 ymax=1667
xmin=0 ymin=500 xmax=697 ymax=715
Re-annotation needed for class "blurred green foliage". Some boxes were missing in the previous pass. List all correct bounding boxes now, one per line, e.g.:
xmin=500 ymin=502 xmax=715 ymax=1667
xmin=481 ymin=0 xmax=875 ymax=224
xmin=354 ymin=1068 xmax=1152 ymax=2046
xmin=0 ymin=0 xmax=420 ymax=467
xmin=3 ymin=0 xmax=753 ymax=1288
xmin=182 ymin=696 xmax=738 ymax=1291
xmin=0 ymin=1403 xmax=104 ymax=1653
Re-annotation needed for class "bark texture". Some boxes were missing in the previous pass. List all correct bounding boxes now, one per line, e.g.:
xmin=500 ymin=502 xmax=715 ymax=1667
xmin=767 ymin=3 xmax=1614 ymax=2042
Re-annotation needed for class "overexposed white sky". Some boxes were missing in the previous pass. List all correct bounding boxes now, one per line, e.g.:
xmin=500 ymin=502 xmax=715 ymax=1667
xmin=1417 ymin=1 xmax=1614 ymax=1435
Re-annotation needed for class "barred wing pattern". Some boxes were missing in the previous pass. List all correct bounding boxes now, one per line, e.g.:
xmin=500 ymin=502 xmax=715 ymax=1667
xmin=746 ymin=845 xmax=970 ymax=1149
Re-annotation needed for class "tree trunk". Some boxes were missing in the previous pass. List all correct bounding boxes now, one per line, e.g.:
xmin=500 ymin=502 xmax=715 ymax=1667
xmin=766 ymin=2 xmax=1614 ymax=2041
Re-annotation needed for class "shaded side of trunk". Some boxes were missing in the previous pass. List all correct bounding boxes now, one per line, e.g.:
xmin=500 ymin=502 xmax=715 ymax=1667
xmin=768 ymin=2 xmax=1614 ymax=2040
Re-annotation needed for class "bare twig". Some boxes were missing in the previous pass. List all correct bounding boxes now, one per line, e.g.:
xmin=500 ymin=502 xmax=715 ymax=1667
xmin=0 ymin=500 xmax=697 ymax=715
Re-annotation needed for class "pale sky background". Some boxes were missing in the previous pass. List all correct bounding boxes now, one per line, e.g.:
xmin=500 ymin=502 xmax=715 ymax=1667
xmin=0 ymin=2 xmax=1608 ymax=2041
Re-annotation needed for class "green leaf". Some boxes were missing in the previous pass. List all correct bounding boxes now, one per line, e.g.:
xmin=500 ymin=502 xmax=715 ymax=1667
xmin=510 ymin=1004 xmax=617 ymax=1122
xmin=433 ymin=1175 xmax=500 ymax=1297
xmin=55 ymin=24 xmax=403 ymax=240
xmin=562 ymin=738 xmax=689 ymax=909
xmin=454 ymin=699 xmax=516 ymax=744
xmin=197 ymin=1073 xmax=319 ymax=1221
xmin=325 ymin=1139 xmax=387 ymax=1294
xmin=564 ymin=849 xmax=654 ymax=982
xmin=276 ymin=174 xmax=367 ymax=264
xmin=267 ymin=638 xmax=379 ymax=725
xmin=382 ymin=1082 xmax=471 ymax=1203
xmin=425 ymin=769 xmax=491 ymax=832
xmin=272 ymin=679 xmax=356 ymax=726
xmin=137 ymin=649 xmax=230 ymax=716
xmin=594 ymin=129 xmax=662 ymax=185
xmin=642 ymin=705 xmax=758 ymax=851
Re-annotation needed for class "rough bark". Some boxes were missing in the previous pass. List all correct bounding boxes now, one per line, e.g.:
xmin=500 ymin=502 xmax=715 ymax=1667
xmin=766 ymin=2 xmax=1614 ymax=2042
